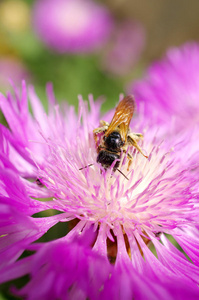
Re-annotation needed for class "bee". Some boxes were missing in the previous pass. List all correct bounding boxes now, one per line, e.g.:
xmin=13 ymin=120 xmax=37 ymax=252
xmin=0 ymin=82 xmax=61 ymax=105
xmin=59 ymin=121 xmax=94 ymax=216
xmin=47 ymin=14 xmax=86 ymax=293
xmin=36 ymin=178 xmax=44 ymax=187
xmin=93 ymin=95 xmax=148 ymax=176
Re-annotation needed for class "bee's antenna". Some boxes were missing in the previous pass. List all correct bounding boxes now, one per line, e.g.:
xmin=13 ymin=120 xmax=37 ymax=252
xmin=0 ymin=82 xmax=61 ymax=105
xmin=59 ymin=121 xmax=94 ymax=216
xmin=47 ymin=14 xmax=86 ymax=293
xmin=79 ymin=164 xmax=93 ymax=170
xmin=117 ymin=169 xmax=129 ymax=180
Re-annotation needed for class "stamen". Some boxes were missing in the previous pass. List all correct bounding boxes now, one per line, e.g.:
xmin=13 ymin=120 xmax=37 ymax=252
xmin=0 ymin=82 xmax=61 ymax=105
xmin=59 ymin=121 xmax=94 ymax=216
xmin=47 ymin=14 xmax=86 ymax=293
xmin=117 ymin=168 xmax=129 ymax=180
xmin=79 ymin=164 xmax=93 ymax=170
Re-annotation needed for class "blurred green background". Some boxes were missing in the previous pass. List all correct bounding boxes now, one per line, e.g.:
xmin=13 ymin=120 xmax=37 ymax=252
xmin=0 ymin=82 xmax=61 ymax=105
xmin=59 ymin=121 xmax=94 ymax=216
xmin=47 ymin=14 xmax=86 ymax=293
xmin=0 ymin=0 xmax=199 ymax=112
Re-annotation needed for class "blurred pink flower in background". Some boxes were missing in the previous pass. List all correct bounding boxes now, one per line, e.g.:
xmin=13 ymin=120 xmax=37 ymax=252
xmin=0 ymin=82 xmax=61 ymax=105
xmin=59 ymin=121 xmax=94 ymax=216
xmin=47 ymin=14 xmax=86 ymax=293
xmin=101 ymin=20 xmax=146 ymax=76
xmin=32 ymin=0 xmax=113 ymax=53
xmin=128 ymin=42 xmax=199 ymax=131
xmin=0 ymin=57 xmax=30 ymax=89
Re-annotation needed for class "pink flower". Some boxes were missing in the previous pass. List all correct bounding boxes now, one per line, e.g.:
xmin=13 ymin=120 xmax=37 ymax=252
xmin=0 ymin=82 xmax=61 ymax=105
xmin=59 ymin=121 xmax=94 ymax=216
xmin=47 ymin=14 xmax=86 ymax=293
xmin=1 ymin=82 xmax=199 ymax=299
xmin=101 ymin=20 xmax=145 ymax=76
xmin=0 ymin=57 xmax=30 ymax=90
xmin=129 ymin=42 xmax=199 ymax=131
xmin=32 ymin=0 xmax=113 ymax=53
xmin=0 ymin=165 xmax=64 ymax=272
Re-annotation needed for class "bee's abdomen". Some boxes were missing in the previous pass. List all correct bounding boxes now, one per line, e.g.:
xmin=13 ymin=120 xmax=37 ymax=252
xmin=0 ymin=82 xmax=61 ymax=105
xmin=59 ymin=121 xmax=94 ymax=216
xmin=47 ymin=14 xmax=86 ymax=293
xmin=97 ymin=150 xmax=120 ymax=171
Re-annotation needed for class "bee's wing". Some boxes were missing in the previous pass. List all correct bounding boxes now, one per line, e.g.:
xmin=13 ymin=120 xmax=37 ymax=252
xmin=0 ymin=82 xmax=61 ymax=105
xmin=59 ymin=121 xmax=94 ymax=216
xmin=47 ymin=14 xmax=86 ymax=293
xmin=105 ymin=95 xmax=135 ymax=142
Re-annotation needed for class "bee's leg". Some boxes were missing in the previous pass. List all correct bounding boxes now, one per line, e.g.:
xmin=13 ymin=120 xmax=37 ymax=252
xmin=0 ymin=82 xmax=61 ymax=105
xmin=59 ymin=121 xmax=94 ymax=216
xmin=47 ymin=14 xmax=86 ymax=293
xmin=129 ymin=132 xmax=143 ymax=142
xmin=127 ymin=153 xmax=133 ymax=171
xmin=93 ymin=121 xmax=109 ymax=135
xmin=123 ymin=150 xmax=133 ymax=171
xmin=99 ymin=120 xmax=109 ymax=127
xmin=93 ymin=121 xmax=109 ymax=144
xmin=127 ymin=133 xmax=148 ymax=158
